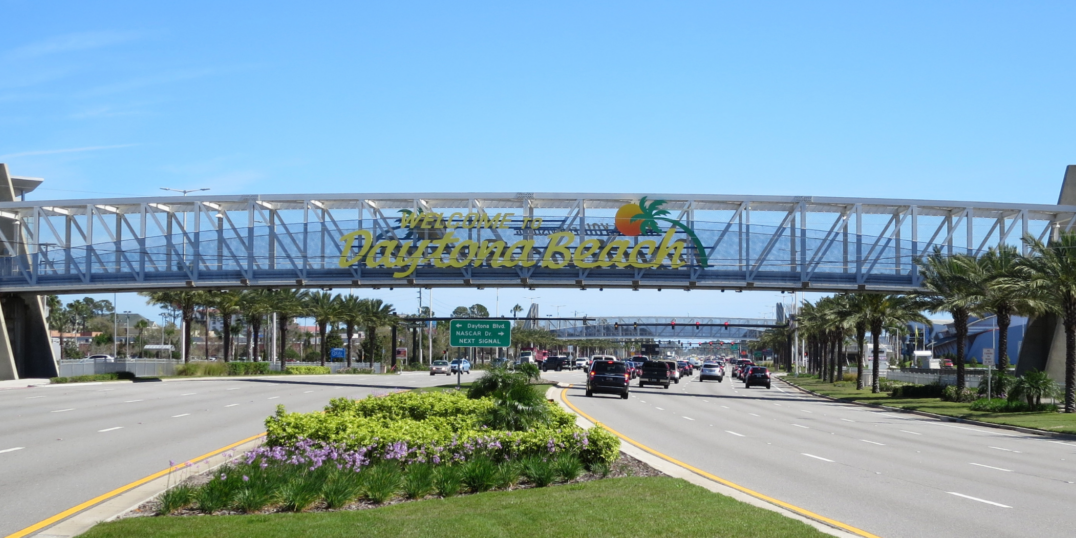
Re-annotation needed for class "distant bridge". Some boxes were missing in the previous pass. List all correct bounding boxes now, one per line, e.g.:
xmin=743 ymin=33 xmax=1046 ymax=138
xmin=546 ymin=317 xmax=781 ymax=341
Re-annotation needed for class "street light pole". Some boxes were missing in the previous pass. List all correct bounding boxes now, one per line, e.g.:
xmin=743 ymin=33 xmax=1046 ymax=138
xmin=123 ymin=311 xmax=131 ymax=358
xmin=160 ymin=187 xmax=210 ymax=265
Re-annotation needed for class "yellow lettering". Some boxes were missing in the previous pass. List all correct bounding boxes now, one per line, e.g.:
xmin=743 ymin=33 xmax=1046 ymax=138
xmin=446 ymin=212 xmax=463 ymax=229
xmin=392 ymin=240 xmax=431 ymax=278
xmin=532 ymin=218 xmax=544 ymax=229
xmin=494 ymin=240 xmax=535 ymax=268
xmin=338 ymin=230 xmax=373 ymax=267
xmin=399 ymin=212 xmax=422 ymax=229
xmin=446 ymin=240 xmax=479 ymax=268
xmin=499 ymin=213 xmax=515 ymax=229
xmin=627 ymin=239 xmax=659 ymax=268
xmin=598 ymin=240 xmax=631 ymax=268
xmin=419 ymin=213 xmax=437 ymax=229
xmin=573 ymin=239 xmax=603 ymax=269
xmin=366 ymin=240 xmax=399 ymax=268
xmin=474 ymin=240 xmax=506 ymax=266
xmin=541 ymin=232 xmax=575 ymax=269
xmin=652 ymin=229 xmax=688 ymax=267
xmin=429 ymin=232 xmax=459 ymax=268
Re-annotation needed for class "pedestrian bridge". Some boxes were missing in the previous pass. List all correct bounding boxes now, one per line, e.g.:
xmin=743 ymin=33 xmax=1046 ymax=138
xmin=546 ymin=317 xmax=779 ymax=341
xmin=3 ymin=191 xmax=1072 ymax=295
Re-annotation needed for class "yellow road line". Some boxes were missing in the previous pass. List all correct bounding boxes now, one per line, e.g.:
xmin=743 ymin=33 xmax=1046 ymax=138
xmin=560 ymin=387 xmax=881 ymax=538
xmin=5 ymin=432 xmax=267 ymax=538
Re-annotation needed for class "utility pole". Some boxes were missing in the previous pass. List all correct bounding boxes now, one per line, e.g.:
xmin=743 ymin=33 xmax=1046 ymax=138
xmin=417 ymin=290 xmax=424 ymax=364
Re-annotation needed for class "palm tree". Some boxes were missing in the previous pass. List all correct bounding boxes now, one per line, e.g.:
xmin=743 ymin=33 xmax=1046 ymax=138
xmin=844 ymin=293 xmax=871 ymax=389
xmin=974 ymin=245 xmax=1046 ymax=372
xmin=862 ymin=294 xmax=928 ymax=393
xmin=134 ymin=319 xmax=149 ymax=350
xmin=306 ymin=291 xmax=341 ymax=366
xmin=1013 ymin=231 xmax=1076 ymax=413
xmin=271 ymin=289 xmax=310 ymax=370
xmin=337 ymin=295 xmax=364 ymax=367
xmin=511 ymin=304 xmax=523 ymax=317
xmin=211 ymin=291 xmax=243 ymax=362
xmin=142 ymin=291 xmax=202 ymax=363
xmin=628 ymin=197 xmax=710 ymax=266
xmin=46 ymin=295 xmax=72 ymax=360
xmin=916 ymin=248 xmax=981 ymax=391
xmin=240 ymin=290 xmax=272 ymax=361
xmin=360 ymin=298 xmax=396 ymax=364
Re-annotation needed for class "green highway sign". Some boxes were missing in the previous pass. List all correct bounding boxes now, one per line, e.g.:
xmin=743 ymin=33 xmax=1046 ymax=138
xmin=449 ymin=319 xmax=512 ymax=347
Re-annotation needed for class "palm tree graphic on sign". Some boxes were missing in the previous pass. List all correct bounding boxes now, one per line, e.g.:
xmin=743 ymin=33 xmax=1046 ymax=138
xmin=615 ymin=196 xmax=710 ymax=267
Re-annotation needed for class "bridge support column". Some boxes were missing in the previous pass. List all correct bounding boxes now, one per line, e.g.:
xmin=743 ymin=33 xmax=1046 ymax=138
xmin=0 ymin=294 xmax=58 ymax=380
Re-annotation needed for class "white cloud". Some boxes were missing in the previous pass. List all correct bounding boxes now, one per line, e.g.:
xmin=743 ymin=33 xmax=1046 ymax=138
xmin=5 ymin=31 xmax=143 ymax=61
xmin=0 ymin=144 xmax=136 ymax=159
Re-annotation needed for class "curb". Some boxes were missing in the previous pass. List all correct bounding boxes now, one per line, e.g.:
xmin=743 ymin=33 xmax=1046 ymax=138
xmin=546 ymin=385 xmax=862 ymax=538
xmin=779 ymin=378 xmax=1076 ymax=442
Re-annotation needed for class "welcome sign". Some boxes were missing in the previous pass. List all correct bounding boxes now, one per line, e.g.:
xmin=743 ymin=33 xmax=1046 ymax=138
xmin=337 ymin=198 xmax=709 ymax=278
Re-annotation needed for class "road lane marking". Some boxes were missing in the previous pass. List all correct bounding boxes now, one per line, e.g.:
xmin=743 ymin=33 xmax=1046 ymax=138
xmin=725 ymin=431 xmax=745 ymax=437
xmin=969 ymin=463 xmax=1012 ymax=472
xmin=25 ymin=395 xmax=45 ymax=399
xmin=773 ymin=403 xmax=782 ymax=406
xmin=800 ymin=409 xmax=812 ymax=413
xmin=749 ymin=413 xmax=760 ymax=417
xmin=303 ymin=390 xmax=314 ymax=393
xmin=655 ymin=407 xmax=664 ymax=411
xmin=226 ymin=387 xmax=242 ymax=390
xmin=792 ymin=424 xmax=810 ymax=429
xmin=683 ymin=416 xmax=695 ymax=421
xmin=225 ymin=404 xmax=239 ymax=407
xmin=6 ymin=431 xmax=268 ymax=538
xmin=98 ymin=427 xmax=123 ymax=433
xmin=841 ymin=418 xmax=856 ymax=422
xmin=900 ymin=430 xmax=922 ymax=435
xmin=947 ymin=492 xmax=1011 ymax=508
xmin=721 ymin=405 xmax=729 ymax=409
xmin=51 ymin=408 xmax=74 ymax=413
xmin=989 ymin=446 xmax=1021 ymax=453
xmin=558 ymin=388 xmax=881 ymax=538
xmin=267 ymin=396 xmax=280 ymax=400
xmin=172 ymin=413 xmax=190 ymax=418
xmin=640 ymin=401 xmax=646 ymax=403
xmin=181 ymin=393 xmax=196 ymax=396
xmin=860 ymin=440 xmax=885 ymax=446
xmin=802 ymin=453 xmax=834 ymax=462
xmin=1047 ymin=440 xmax=1076 ymax=447
xmin=124 ymin=400 xmax=143 ymax=403
xmin=0 ymin=447 xmax=25 ymax=454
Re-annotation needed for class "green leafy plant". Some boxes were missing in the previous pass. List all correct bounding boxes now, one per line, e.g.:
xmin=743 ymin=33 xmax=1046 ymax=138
xmin=977 ymin=371 xmax=1016 ymax=399
xmin=462 ymin=456 xmax=498 ymax=493
xmin=969 ymin=397 xmax=1058 ymax=413
xmin=321 ymin=470 xmax=363 ymax=509
xmin=363 ymin=463 xmax=402 ymax=504
xmin=277 ymin=476 xmax=322 ymax=512
xmin=890 ymin=383 xmax=945 ymax=398
xmin=522 ymin=456 xmax=556 ymax=487
xmin=516 ymin=363 xmax=540 ymax=381
xmin=194 ymin=476 xmax=233 ymax=514
xmin=942 ymin=385 xmax=977 ymax=403
xmin=156 ymin=484 xmax=194 ymax=515
xmin=401 ymin=463 xmax=435 ymax=499
xmin=232 ymin=485 xmax=273 ymax=514
xmin=285 ymin=366 xmax=331 ymax=375
xmin=227 ymin=362 xmax=272 ymax=376
xmin=1009 ymin=370 xmax=1060 ymax=407
xmin=494 ymin=461 xmax=522 ymax=489
xmin=553 ymin=454 xmax=584 ymax=482
xmin=588 ymin=461 xmax=611 ymax=479
xmin=433 ymin=465 xmax=463 ymax=497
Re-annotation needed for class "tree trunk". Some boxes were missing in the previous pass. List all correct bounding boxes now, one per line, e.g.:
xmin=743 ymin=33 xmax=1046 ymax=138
xmin=251 ymin=319 xmax=261 ymax=362
xmin=837 ymin=335 xmax=844 ymax=381
xmin=871 ymin=321 xmax=882 ymax=393
xmin=182 ymin=303 xmax=194 ymax=364
xmin=346 ymin=322 xmax=354 ymax=368
xmin=1065 ymin=300 xmax=1076 ymax=414
xmin=954 ymin=309 xmax=968 ymax=391
xmin=222 ymin=315 xmax=231 ymax=363
xmin=319 ymin=321 xmax=328 ymax=367
xmin=856 ymin=325 xmax=866 ymax=390
xmin=829 ymin=334 xmax=837 ymax=383
xmin=279 ymin=315 xmax=289 ymax=372
xmin=997 ymin=307 xmax=1011 ymax=372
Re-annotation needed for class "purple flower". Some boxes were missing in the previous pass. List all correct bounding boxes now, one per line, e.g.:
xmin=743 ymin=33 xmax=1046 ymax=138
xmin=242 ymin=475 xmax=249 ymax=482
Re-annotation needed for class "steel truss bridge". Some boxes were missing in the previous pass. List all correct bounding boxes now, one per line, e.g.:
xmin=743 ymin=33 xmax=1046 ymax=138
xmin=2 ymin=192 xmax=1075 ymax=294
xmin=545 ymin=317 xmax=779 ymax=341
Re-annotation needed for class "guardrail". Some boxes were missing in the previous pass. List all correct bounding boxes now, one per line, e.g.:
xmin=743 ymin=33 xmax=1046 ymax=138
xmin=59 ymin=358 xmax=177 ymax=377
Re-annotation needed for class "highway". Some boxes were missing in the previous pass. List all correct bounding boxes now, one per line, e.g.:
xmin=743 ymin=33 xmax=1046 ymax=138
xmin=0 ymin=372 xmax=457 ymax=537
xmin=544 ymin=367 xmax=1076 ymax=538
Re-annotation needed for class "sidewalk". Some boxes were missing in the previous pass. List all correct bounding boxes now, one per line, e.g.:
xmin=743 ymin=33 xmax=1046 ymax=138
xmin=0 ymin=378 xmax=51 ymax=390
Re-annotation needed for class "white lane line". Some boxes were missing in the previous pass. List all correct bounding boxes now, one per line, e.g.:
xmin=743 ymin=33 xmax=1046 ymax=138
xmin=172 ymin=413 xmax=190 ymax=418
xmin=749 ymin=413 xmax=760 ymax=417
xmin=0 ymin=447 xmax=25 ymax=454
xmin=926 ymin=422 xmax=1017 ymax=437
xmin=25 ymin=396 xmax=45 ymax=399
xmin=267 ymin=396 xmax=280 ymax=400
xmin=683 ymin=416 xmax=695 ymax=421
xmin=225 ymin=404 xmax=239 ymax=407
xmin=655 ymin=407 xmax=665 ymax=411
xmin=900 ymin=430 xmax=922 ymax=435
xmin=775 ymin=386 xmax=786 ymax=392
xmin=303 ymin=390 xmax=314 ymax=394
xmin=989 ymin=446 xmax=1022 ymax=453
xmin=726 ymin=431 xmax=745 ymax=437
xmin=773 ymin=403 xmax=782 ymax=406
xmin=226 ymin=387 xmax=242 ymax=391
xmin=802 ymin=453 xmax=834 ymax=463
xmin=721 ymin=405 xmax=729 ymax=409
xmin=1047 ymin=440 xmax=1076 ymax=447
xmin=970 ymin=463 xmax=1013 ymax=472
xmin=181 ymin=393 xmax=196 ymax=396
xmin=800 ymin=409 xmax=812 ymax=413
xmin=98 ymin=427 xmax=123 ymax=433
xmin=792 ymin=424 xmax=810 ymax=429
xmin=947 ymin=492 xmax=1011 ymax=508
xmin=51 ymin=408 xmax=74 ymax=413
xmin=97 ymin=388 xmax=114 ymax=392
xmin=640 ymin=401 xmax=647 ymax=404
xmin=124 ymin=399 xmax=143 ymax=403
xmin=841 ymin=418 xmax=856 ymax=422
xmin=861 ymin=440 xmax=885 ymax=446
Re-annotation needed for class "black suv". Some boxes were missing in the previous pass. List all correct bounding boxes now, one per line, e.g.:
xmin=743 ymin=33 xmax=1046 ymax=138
xmin=744 ymin=367 xmax=772 ymax=389
xmin=638 ymin=360 xmax=672 ymax=389
xmin=586 ymin=360 xmax=630 ymax=399
xmin=542 ymin=356 xmax=569 ymax=372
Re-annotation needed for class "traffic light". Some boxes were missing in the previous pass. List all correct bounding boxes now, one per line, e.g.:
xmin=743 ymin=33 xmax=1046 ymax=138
xmin=724 ymin=321 xmax=729 ymax=330
xmin=614 ymin=322 xmax=619 ymax=330
xmin=633 ymin=322 xmax=638 ymax=329
xmin=671 ymin=320 xmax=676 ymax=327
xmin=695 ymin=321 xmax=700 ymax=330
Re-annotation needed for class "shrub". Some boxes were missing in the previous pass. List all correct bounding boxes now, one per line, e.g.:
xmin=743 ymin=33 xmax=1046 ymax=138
xmin=285 ymin=366 xmax=331 ymax=375
xmin=176 ymin=361 xmax=228 ymax=377
xmin=516 ymin=363 xmax=540 ymax=381
xmin=157 ymin=484 xmax=194 ymax=515
xmin=841 ymin=373 xmax=858 ymax=383
xmin=494 ymin=461 xmax=522 ymax=489
xmin=969 ymin=398 xmax=1058 ymax=413
xmin=890 ymin=383 xmax=945 ymax=399
xmin=116 ymin=371 xmax=137 ymax=380
xmin=1009 ymin=370 xmax=1060 ymax=407
xmin=462 ymin=456 xmax=498 ymax=493
xmin=363 ymin=463 xmax=402 ymax=504
xmin=232 ymin=484 xmax=273 ymax=513
xmin=433 ymin=465 xmax=463 ymax=497
xmin=278 ymin=476 xmax=321 ymax=512
xmin=194 ymin=475 xmax=233 ymax=513
xmin=553 ymin=454 xmax=584 ymax=482
xmin=401 ymin=463 xmax=435 ymax=499
xmin=228 ymin=362 xmax=271 ymax=376
xmin=49 ymin=373 xmax=120 ymax=384
xmin=522 ymin=456 xmax=556 ymax=487
xmin=588 ymin=461 xmax=611 ymax=479
xmin=320 ymin=469 xmax=363 ymax=509
xmin=941 ymin=385 xmax=977 ymax=403
xmin=336 ymin=367 xmax=373 ymax=374
xmin=977 ymin=371 xmax=1016 ymax=399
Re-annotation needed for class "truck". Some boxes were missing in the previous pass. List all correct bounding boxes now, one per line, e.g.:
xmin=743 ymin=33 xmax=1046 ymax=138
xmin=518 ymin=348 xmax=548 ymax=366
xmin=914 ymin=350 xmax=938 ymax=369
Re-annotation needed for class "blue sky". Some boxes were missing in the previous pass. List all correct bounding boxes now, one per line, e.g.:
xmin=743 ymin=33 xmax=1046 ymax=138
xmin=3 ymin=1 xmax=1074 ymax=324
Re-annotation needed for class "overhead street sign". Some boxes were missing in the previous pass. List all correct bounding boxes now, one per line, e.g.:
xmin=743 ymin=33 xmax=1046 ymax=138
xmin=450 ymin=319 xmax=512 ymax=348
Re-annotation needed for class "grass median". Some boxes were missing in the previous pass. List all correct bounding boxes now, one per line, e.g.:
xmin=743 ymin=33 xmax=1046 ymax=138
xmin=80 ymin=476 xmax=829 ymax=538
xmin=785 ymin=375 xmax=1076 ymax=435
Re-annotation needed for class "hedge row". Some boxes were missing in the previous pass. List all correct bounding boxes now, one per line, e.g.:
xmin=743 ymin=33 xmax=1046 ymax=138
xmin=285 ymin=365 xmax=331 ymax=375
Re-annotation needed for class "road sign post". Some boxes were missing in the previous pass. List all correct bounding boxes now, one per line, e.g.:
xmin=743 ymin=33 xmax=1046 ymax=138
xmin=983 ymin=348 xmax=995 ymax=397
xmin=449 ymin=320 xmax=512 ymax=348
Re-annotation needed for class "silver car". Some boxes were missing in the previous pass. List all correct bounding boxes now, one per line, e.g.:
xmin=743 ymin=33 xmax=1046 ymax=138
xmin=429 ymin=360 xmax=451 ymax=376
xmin=699 ymin=363 xmax=724 ymax=382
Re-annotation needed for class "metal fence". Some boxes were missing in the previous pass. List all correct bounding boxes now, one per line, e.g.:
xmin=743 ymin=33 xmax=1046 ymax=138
xmin=59 ymin=358 xmax=177 ymax=377
xmin=268 ymin=361 xmax=384 ymax=374
xmin=889 ymin=369 xmax=984 ymax=388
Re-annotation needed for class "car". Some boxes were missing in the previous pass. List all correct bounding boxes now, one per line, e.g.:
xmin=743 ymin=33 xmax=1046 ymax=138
xmin=491 ymin=358 xmax=509 ymax=369
xmin=89 ymin=354 xmax=115 ymax=363
xmin=677 ymin=360 xmax=693 ymax=377
xmin=623 ymin=361 xmax=638 ymax=379
xmin=574 ymin=356 xmax=589 ymax=369
xmin=586 ymin=360 xmax=630 ymax=399
xmin=744 ymin=366 xmax=771 ymax=389
xmin=590 ymin=355 xmax=617 ymax=367
xmin=542 ymin=356 xmax=570 ymax=372
xmin=638 ymin=360 xmax=671 ymax=389
xmin=699 ymin=362 xmax=724 ymax=382
xmin=430 ymin=360 xmax=451 ymax=375
xmin=450 ymin=359 xmax=471 ymax=374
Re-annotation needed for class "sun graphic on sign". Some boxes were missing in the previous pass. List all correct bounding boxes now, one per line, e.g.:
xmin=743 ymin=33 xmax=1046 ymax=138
xmin=614 ymin=197 xmax=711 ymax=267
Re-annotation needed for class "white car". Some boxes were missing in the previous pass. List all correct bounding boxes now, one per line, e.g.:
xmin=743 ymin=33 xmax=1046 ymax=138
xmin=88 ymin=354 xmax=115 ymax=363
xmin=574 ymin=357 xmax=589 ymax=369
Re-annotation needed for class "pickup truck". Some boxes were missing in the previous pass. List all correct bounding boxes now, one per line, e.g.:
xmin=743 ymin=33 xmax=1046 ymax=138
xmin=639 ymin=361 xmax=673 ymax=389
xmin=542 ymin=356 xmax=571 ymax=372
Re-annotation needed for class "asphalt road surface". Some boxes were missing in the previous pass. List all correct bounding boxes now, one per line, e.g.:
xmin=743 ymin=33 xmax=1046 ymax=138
xmin=0 ymin=372 xmax=461 ymax=537
xmin=544 ymin=366 xmax=1076 ymax=538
